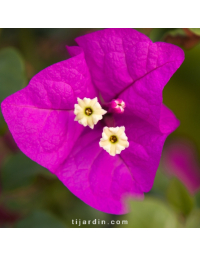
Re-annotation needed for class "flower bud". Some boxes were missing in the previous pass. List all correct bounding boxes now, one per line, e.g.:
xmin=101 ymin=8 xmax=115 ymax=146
xmin=109 ymin=99 xmax=125 ymax=114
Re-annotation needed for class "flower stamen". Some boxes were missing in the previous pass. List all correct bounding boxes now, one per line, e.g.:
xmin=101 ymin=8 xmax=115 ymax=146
xmin=85 ymin=108 xmax=93 ymax=116
xmin=110 ymin=135 xmax=118 ymax=143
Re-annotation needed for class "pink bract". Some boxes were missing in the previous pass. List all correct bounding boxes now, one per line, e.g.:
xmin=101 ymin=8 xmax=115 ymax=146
xmin=1 ymin=29 xmax=184 ymax=214
xmin=163 ymin=140 xmax=200 ymax=195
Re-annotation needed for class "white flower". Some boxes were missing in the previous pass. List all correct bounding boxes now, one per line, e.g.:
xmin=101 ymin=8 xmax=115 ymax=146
xmin=99 ymin=126 xmax=129 ymax=156
xmin=74 ymin=97 xmax=107 ymax=129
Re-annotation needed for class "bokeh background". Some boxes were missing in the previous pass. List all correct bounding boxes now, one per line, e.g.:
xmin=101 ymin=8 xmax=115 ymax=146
xmin=0 ymin=28 xmax=200 ymax=228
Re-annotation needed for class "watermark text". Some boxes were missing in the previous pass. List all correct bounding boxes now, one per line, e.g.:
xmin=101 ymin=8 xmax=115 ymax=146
xmin=72 ymin=219 xmax=128 ymax=227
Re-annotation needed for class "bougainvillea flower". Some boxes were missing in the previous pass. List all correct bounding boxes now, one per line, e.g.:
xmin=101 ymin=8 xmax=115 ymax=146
xmin=74 ymin=97 xmax=107 ymax=129
xmin=163 ymin=140 xmax=200 ymax=195
xmin=1 ymin=29 xmax=184 ymax=214
xmin=99 ymin=126 xmax=129 ymax=156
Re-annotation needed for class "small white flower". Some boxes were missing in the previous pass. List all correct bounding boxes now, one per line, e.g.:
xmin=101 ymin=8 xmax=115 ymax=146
xmin=74 ymin=97 xmax=107 ymax=129
xmin=99 ymin=126 xmax=129 ymax=156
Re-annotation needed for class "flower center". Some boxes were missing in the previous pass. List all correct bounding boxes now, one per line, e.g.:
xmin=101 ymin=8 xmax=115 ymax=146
xmin=110 ymin=135 xmax=118 ymax=143
xmin=85 ymin=108 xmax=93 ymax=116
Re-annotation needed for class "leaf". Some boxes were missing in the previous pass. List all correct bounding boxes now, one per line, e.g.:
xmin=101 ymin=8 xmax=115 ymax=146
xmin=188 ymin=28 xmax=200 ymax=36
xmin=185 ymin=209 xmax=200 ymax=228
xmin=150 ymin=166 xmax=170 ymax=197
xmin=0 ymin=47 xmax=26 ymax=102
xmin=195 ymin=191 xmax=200 ymax=208
xmin=164 ymin=28 xmax=200 ymax=49
xmin=0 ymin=47 xmax=26 ymax=131
xmin=166 ymin=178 xmax=194 ymax=217
xmin=149 ymin=28 xmax=176 ymax=42
xmin=166 ymin=28 xmax=186 ymax=37
xmin=1 ymin=153 xmax=50 ymax=191
xmin=0 ymin=136 xmax=10 ymax=168
xmin=119 ymin=197 xmax=178 ymax=228
xmin=14 ymin=210 xmax=66 ymax=228
xmin=30 ymin=178 xmax=110 ymax=228
xmin=163 ymin=43 xmax=200 ymax=153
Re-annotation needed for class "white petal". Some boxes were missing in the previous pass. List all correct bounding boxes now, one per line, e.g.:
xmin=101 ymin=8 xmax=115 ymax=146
xmin=74 ymin=104 xmax=82 ymax=114
xmin=116 ymin=144 xmax=125 ymax=152
xmin=90 ymin=97 xmax=98 ymax=106
xmin=83 ymin=97 xmax=90 ymax=105
xmin=74 ymin=112 xmax=84 ymax=121
xmin=94 ymin=102 xmax=102 ymax=109
xmin=79 ymin=117 xmax=87 ymax=126
xmin=120 ymin=133 xmax=128 ymax=140
xmin=77 ymin=98 xmax=85 ymax=108
xmin=103 ymin=144 xmax=111 ymax=153
xmin=92 ymin=114 xmax=102 ymax=124
xmin=109 ymin=127 xmax=119 ymax=134
xmin=101 ymin=132 xmax=108 ymax=141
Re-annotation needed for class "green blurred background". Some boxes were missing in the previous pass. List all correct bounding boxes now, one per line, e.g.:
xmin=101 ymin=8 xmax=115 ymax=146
xmin=0 ymin=28 xmax=200 ymax=228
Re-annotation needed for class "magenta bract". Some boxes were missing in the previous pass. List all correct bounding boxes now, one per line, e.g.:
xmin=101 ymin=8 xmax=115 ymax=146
xmin=1 ymin=29 xmax=184 ymax=214
xmin=163 ymin=140 xmax=200 ymax=195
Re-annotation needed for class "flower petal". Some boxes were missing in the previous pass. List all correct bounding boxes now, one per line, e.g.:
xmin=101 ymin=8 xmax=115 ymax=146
xmin=1 ymin=53 xmax=97 ymax=172
xmin=114 ymin=105 xmax=179 ymax=192
xmin=119 ymin=59 xmax=182 ymax=127
xmin=75 ymin=28 xmax=184 ymax=113
xmin=56 ymin=105 xmax=178 ymax=213
xmin=56 ymin=124 xmax=143 ymax=214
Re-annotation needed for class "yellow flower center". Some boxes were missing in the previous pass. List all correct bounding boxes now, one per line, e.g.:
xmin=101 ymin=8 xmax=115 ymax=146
xmin=85 ymin=108 xmax=93 ymax=116
xmin=110 ymin=135 xmax=118 ymax=143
